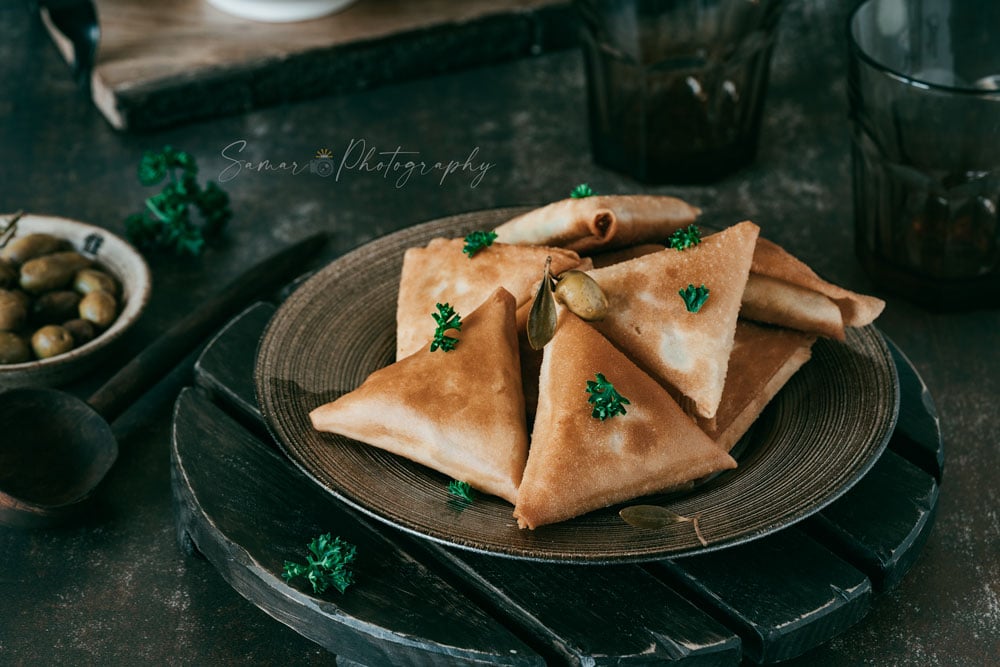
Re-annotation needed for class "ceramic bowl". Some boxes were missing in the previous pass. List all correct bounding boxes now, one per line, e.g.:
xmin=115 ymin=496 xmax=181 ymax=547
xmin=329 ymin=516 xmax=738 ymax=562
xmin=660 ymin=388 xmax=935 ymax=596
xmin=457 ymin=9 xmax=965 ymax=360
xmin=205 ymin=0 xmax=359 ymax=22
xmin=0 ymin=213 xmax=152 ymax=389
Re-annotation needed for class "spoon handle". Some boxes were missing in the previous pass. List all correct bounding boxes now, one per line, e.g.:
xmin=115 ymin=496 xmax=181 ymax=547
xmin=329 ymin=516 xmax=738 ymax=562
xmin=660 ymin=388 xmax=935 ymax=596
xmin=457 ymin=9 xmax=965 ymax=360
xmin=86 ymin=233 xmax=327 ymax=422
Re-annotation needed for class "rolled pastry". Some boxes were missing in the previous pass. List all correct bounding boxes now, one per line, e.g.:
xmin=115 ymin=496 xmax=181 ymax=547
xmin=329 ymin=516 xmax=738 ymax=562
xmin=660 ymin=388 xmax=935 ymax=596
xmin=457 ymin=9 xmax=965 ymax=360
xmin=494 ymin=195 xmax=701 ymax=253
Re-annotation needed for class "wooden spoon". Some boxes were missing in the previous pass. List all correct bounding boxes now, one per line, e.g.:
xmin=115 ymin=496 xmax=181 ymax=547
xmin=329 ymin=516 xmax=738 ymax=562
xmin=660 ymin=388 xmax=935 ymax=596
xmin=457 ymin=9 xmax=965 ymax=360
xmin=0 ymin=233 xmax=326 ymax=528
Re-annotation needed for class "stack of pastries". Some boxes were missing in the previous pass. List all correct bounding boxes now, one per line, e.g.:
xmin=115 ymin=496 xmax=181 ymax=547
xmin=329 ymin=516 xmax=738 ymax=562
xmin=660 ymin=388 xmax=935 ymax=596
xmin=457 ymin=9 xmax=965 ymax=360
xmin=309 ymin=194 xmax=884 ymax=531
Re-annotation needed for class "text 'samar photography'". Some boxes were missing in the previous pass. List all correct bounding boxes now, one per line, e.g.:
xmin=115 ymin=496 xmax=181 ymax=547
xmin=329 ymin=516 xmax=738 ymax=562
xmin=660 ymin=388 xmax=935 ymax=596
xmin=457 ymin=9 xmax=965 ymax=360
xmin=218 ymin=139 xmax=494 ymax=188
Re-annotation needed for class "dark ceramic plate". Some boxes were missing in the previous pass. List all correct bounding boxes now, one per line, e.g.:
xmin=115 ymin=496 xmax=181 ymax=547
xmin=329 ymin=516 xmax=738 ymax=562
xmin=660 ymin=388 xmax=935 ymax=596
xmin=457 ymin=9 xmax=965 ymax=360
xmin=256 ymin=208 xmax=899 ymax=563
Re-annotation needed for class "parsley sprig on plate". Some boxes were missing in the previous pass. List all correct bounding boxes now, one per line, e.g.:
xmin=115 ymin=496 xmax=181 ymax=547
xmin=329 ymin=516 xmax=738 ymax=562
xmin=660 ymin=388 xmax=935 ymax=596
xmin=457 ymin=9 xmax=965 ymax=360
xmin=463 ymin=230 xmax=497 ymax=257
xmin=448 ymin=480 xmax=475 ymax=502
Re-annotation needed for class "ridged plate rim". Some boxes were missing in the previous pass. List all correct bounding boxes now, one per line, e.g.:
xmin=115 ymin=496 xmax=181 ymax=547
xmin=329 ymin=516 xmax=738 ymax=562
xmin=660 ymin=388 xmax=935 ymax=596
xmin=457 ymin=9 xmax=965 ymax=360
xmin=255 ymin=208 xmax=900 ymax=563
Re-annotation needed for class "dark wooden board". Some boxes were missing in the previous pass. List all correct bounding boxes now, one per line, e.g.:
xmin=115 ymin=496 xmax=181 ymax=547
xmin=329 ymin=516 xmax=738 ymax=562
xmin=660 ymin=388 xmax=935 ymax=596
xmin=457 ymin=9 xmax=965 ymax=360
xmin=194 ymin=301 xmax=274 ymax=431
xmin=172 ymin=387 xmax=541 ymax=666
xmin=175 ymin=302 xmax=944 ymax=665
xmin=653 ymin=529 xmax=871 ymax=665
xmin=886 ymin=342 xmax=944 ymax=481
xmin=423 ymin=545 xmax=742 ymax=665
xmin=43 ymin=0 xmax=573 ymax=131
xmin=803 ymin=448 xmax=939 ymax=592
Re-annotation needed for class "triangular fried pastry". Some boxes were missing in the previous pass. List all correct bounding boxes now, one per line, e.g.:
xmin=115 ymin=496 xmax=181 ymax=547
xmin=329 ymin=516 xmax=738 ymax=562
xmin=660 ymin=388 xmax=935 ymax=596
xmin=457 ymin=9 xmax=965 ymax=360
xmin=699 ymin=321 xmax=816 ymax=452
xmin=311 ymin=287 xmax=528 ymax=504
xmin=741 ymin=274 xmax=846 ymax=340
xmin=574 ymin=231 xmax=880 ymax=340
xmin=513 ymin=313 xmax=737 ymax=530
xmin=748 ymin=237 xmax=885 ymax=332
xmin=587 ymin=221 xmax=760 ymax=420
xmin=395 ymin=238 xmax=582 ymax=360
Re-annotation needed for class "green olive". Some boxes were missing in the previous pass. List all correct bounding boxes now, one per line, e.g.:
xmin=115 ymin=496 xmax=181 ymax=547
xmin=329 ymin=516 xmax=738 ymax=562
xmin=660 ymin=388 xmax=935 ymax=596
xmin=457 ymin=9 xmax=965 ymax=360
xmin=31 ymin=325 xmax=74 ymax=359
xmin=73 ymin=268 xmax=118 ymax=296
xmin=32 ymin=290 xmax=81 ymax=325
xmin=0 ymin=260 xmax=17 ymax=289
xmin=7 ymin=289 xmax=31 ymax=312
xmin=62 ymin=318 xmax=97 ymax=346
xmin=19 ymin=252 xmax=92 ymax=293
xmin=0 ymin=331 xmax=31 ymax=364
xmin=0 ymin=233 xmax=70 ymax=265
xmin=554 ymin=270 xmax=609 ymax=321
xmin=0 ymin=289 xmax=27 ymax=331
xmin=78 ymin=290 xmax=117 ymax=328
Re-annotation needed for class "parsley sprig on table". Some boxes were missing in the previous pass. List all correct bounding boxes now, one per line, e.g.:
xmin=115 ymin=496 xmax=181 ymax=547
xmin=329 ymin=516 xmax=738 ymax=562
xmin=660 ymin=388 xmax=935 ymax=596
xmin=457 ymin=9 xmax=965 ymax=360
xmin=124 ymin=146 xmax=232 ymax=256
xmin=463 ymin=230 xmax=498 ymax=257
xmin=570 ymin=183 xmax=595 ymax=198
xmin=282 ymin=533 xmax=357 ymax=595
xmin=679 ymin=284 xmax=710 ymax=313
xmin=430 ymin=303 xmax=462 ymax=352
xmin=669 ymin=224 xmax=702 ymax=251
xmin=586 ymin=373 xmax=630 ymax=421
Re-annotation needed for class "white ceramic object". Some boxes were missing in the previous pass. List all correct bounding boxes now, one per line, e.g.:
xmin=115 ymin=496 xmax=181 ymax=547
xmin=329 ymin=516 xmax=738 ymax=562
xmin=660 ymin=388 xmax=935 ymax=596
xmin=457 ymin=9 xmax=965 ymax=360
xmin=0 ymin=214 xmax=152 ymax=389
xmin=206 ymin=0 xmax=358 ymax=22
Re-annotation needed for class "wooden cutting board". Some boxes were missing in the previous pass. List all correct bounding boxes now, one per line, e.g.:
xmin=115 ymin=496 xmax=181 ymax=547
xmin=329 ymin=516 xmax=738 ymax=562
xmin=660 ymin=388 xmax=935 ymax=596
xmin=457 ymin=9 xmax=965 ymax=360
xmin=44 ymin=0 xmax=572 ymax=131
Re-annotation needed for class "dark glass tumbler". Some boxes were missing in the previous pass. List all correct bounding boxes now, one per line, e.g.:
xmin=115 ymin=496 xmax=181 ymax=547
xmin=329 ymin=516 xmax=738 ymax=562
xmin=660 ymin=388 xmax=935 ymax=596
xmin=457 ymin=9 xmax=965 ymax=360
xmin=849 ymin=0 xmax=1000 ymax=308
xmin=575 ymin=0 xmax=787 ymax=184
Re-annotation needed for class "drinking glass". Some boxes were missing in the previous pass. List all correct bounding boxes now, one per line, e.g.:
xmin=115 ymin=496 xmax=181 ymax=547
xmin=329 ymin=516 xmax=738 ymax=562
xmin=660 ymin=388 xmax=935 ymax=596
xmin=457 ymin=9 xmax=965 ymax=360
xmin=849 ymin=0 xmax=1000 ymax=308
xmin=575 ymin=0 xmax=787 ymax=183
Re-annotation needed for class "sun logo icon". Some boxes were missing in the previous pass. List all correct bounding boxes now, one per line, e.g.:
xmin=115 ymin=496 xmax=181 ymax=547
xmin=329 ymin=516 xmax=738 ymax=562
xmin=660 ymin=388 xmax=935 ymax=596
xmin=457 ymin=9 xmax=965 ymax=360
xmin=311 ymin=148 xmax=335 ymax=177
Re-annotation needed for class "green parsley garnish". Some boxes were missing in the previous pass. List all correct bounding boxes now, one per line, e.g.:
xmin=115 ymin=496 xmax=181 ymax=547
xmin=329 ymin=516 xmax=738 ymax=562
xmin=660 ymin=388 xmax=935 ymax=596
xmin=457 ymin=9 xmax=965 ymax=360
xmin=570 ymin=183 xmax=595 ymax=198
xmin=448 ymin=480 xmax=475 ymax=502
xmin=586 ymin=372 xmax=630 ymax=421
xmin=679 ymin=284 xmax=710 ymax=313
xmin=124 ymin=146 xmax=232 ymax=256
xmin=430 ymin=303 xmax=462 ymax=352
xmin=463 ymin=230 xmax=498 ymax=257
xmin=669 ymin=224 xmax=702 ymax=251
xmin=282 ymin=533 xmax=357 ymax=595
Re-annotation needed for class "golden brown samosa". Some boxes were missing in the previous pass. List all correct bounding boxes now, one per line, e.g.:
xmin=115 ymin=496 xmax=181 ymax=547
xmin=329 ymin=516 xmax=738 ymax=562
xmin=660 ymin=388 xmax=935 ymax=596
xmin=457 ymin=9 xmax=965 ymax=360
xmin=513 ymin=313 xmax=737 ymax=530
xmin=395 ymin=238 xmax=581 ymax=360
xmin=586 ymin=221 xmax=760 ymax=420
xmin=699 ymin=321 xmax=816 ymax=452
xmin=743 ymin=237 xmax=885 ymax=338
xmin=312 ymin=287 xmax=528 ymax=504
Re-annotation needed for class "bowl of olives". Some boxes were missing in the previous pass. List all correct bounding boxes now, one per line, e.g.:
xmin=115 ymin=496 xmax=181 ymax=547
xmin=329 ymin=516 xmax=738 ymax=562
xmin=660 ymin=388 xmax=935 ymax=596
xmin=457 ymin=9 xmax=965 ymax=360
xmin=0 ymin=213 xmax=151 ymax=388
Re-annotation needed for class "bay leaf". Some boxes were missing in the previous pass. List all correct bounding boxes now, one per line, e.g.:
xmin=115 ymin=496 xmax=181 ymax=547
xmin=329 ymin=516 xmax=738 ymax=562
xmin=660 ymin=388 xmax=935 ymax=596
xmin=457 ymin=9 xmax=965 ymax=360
xmin=527 ymin=257 xmax=556 ymax=350
xmin=619 ymin=505 xmax=691 ymax=529
xmin=619 ymin=505 xmax=708 ymax=546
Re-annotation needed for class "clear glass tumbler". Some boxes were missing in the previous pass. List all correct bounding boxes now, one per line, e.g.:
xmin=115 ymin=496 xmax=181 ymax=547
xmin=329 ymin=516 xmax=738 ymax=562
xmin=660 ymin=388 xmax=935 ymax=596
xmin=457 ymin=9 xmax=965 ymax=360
xmin=575 ymin=0 xmax=787 ymax=184
xmin=849 ymin=0 xmax=1000 ymax=308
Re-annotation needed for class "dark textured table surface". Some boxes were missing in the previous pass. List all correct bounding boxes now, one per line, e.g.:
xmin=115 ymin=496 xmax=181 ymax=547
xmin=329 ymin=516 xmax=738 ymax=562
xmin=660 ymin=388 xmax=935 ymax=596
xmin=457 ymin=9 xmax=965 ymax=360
xmin=1 ymin=1 xmax=997 ymax=664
